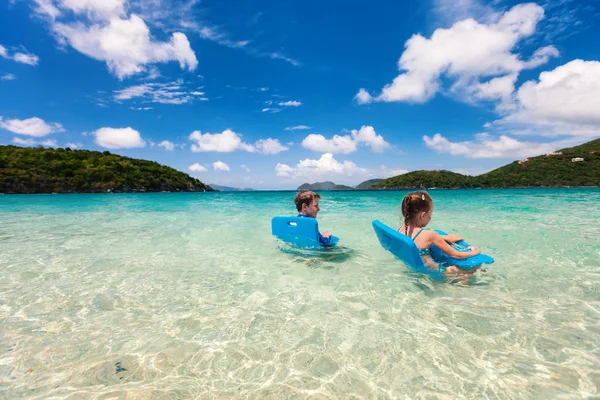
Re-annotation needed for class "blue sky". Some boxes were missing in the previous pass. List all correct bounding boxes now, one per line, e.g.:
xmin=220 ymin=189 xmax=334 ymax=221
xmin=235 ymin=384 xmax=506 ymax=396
xmin=1 ymin=0 xmax=599 ymax=189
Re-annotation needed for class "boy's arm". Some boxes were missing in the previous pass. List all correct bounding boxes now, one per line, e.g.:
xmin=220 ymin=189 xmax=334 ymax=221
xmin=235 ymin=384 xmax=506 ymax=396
xmin=319 ymin=232 xmax=332 ymax=245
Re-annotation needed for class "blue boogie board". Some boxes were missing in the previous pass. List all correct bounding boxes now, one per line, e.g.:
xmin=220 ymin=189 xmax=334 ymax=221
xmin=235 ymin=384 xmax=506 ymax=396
xmin=430 ymin=230 xmax=494 ymax=270
xmin=372 ymin=220 xmax=493 ymax=280
xmin=271 ymin=216 xmax=339 ymax=249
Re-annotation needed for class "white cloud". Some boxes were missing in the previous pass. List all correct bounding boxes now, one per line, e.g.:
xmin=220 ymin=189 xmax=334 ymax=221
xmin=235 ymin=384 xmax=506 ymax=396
xmin=12 ymin=52 xmax=40 ymax=66
xmin=354 ymin=88 xmax=373 ymax=105
xmin=423 ymin=132 xmax=581 ymax=159
xmin=213 ymin=161 xmax=230 ymax=171
xmin=270 ymin=52 xmax=300 ymax=67
xmin=41 ymin=139 xmax=58 ymax=147
xmin=262 ymin=107 xmax=281 ymax=113
xmin=189 ymin=129 xmax=254 ymax=152
xmin=92 ymin=127 xmax=146 ymax=149
xmin=34 ymin=1 xmax=198 ymax=79
xmin=33 ymin=0 xmax=61 ymax=20
xmin=254 ymin=138 xmax=289 ymax=154
xmin=157 ymin=140 xmax=175 ymax=151
xmin=285 ymin=125 xmax=311 ymax=131
xmin=0 ymin=116 xmax=64 ymax=137
xmin=188 ymin=129 xmax=289 ymax=154
xmin=199 ymin=26 xmax=249 ymax=49
xmin=278 ymin=100 xmax=302 ymax=107
xmin=301 ymin=125 xmax=390 ymax=154
xmin=275 ymin=153 xmax=368 ymax=178
xmin=58 ymin=0 xmax=126 ymax=19
xmin=0 ymin=45 xmax=39 ymax=66
xmin=114 ymin=80 xmax=204 ymax=104
xmin=496 ymin=60 xmax=600 ymax=134
xmin=12 ymin=137 xmax=37 ymax=146
xmin=66 ymin=142 xmax=82 ymax=149
xmin=12 ymin=137 xmax=58 ymax=147
xmin=188 ymin=162 xmax=207 ymax=172
xmin=1 ymin=73 xmax=16 ymax=81
xmin=357 ymin=4 xmax=557 ymax=104
xmin=241 ymin=164 xmax=250 ymax=172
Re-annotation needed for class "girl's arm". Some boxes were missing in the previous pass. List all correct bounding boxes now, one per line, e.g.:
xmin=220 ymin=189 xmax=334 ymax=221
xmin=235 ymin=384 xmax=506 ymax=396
xmin=431 ymin=232 xmax=480 ymax=258
xmin=440 ymin=233 xmax=462 ymax=243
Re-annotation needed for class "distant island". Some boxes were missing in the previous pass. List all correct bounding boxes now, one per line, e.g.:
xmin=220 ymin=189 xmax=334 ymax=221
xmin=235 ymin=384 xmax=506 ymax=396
xmin=208 ymin=184 xmax=255 ymax=192
xmin=297 ymin=138 xmax=599 ymax=190
xmin=0 ymin=145 xmax=214 ymax=194
xmin=298 ymin=181 xmax=354 ymax=190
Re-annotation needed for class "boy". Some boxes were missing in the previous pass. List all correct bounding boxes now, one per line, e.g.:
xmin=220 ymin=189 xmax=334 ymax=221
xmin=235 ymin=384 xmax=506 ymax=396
xmin=294 ymin=190 xmax=333 ymax=246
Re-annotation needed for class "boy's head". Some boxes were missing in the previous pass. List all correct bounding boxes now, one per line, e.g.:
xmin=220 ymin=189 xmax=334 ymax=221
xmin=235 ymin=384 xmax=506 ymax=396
xmin=295 ymin=190 xmax=321 ymax=218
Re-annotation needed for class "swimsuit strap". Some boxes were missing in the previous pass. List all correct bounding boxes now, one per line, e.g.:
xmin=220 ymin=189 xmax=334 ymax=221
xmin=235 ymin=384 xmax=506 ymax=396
xmin=412 ymin=227 xmax=426 ymax=241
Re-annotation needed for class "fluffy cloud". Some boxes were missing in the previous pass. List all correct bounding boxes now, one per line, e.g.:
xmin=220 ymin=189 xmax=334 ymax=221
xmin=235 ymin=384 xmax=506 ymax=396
xmin=497 ymin=60 xmax=600 ymax=134
xmin=423 ymin=133 xmax=581 ymax=159
xmin=12 ymin=52 xmax=40 ymax=66
xmin=114 ymin=80 xmax=205 ymax=104
xmin=92 ymin=127 xmax=146 ymax=149
xmin=34 ymin=1 xmax=197 ymax=79
xmin=0 ymin=44 xmax=39 ymax=66
xmin=189 ymin=129 xmax=254 ymax=152
xmin=278 ymin=100 xmax=302 ymax=107
xmin=58 ymin=0 xmax=126 ymax=18
xmin=0 ymin=116 xmax=64 ymax=137
xmin=276 ymin=153 xmax=368 ymax=178
xmin=157 ymin=140 xmax=175 ymax=151
xmin=254 ymin=138 xmax=289 ymax=154
xmin=188 ymin=130 xmax=289 ymax=154
xmin=66 ymin=142 xmax=82 ymax=149
xmin=213 ymin=161 xmax=230 ymax=171
xmin=301 ymin=126 xmax=389 ymax=154
xmin=285 ymin=125 xmax=311 ymax=131
xmin=356 ymin=4 xmax=557 ymax=104
xmin=188 ymin=163 xmax=207 ymax=172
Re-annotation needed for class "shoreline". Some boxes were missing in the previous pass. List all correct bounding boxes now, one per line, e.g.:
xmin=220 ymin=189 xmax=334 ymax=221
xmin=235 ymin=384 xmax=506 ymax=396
xmin=1 ymin=186 xmax=599 ymax=195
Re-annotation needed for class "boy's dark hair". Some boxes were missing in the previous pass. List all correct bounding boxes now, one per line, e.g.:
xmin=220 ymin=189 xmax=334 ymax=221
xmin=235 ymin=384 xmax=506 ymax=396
xmin=295 ymin=190 xmax=321 ymax=212
xmin=401 ymin=191 xmax=433 ymax=231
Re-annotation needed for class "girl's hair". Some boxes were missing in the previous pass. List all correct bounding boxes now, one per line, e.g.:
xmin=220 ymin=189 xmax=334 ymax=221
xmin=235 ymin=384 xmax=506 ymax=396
xmin=401 ymin=191 xmax=433 ymax=232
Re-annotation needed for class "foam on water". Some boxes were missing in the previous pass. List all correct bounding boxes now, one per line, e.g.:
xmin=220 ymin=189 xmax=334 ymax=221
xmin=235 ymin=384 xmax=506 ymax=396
xmin=1 ymin=189 xmax=599 ymax=398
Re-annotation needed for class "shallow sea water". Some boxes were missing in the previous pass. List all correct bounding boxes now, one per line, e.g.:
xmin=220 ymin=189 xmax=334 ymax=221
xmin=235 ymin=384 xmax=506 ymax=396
xmin=0 ymin=189 xmax=599 ymax=399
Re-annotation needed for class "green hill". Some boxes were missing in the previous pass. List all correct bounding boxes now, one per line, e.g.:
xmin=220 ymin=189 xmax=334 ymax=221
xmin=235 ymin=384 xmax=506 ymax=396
xmin=356 ymin=178 xmax=383 ymax=189
xmin=475 ymin=139 xmax=600 ymax=187
xmin=297 ymin=181 xmax=353 ymax=190
xmin=0 ymin=145 xmax=214 ymax=194
xmin=373 ymin=138 xmax=600 ymax=189
xmin=374 ymin=170 xmax=473 ymax=189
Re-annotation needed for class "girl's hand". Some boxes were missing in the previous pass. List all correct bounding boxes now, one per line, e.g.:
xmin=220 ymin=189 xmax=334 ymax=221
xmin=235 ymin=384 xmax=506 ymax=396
xmin=468 ymin=246 xmax=480 ymax=255
xmin=445 ymin=234 xmax=463 ymax=243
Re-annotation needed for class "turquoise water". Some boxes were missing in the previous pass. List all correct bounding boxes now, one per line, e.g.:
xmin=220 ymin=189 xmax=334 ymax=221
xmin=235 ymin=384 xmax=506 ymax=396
xmin=1 ymin=189 xmax=599 ymax=399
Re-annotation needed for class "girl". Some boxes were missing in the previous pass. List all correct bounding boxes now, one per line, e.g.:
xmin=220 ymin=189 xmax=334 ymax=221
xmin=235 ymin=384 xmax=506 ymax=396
xmin=399 ymin=191 xmax=480 ymax=275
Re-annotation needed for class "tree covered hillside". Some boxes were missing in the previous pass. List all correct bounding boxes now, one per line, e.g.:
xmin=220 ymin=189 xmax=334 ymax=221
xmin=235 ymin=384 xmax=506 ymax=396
xmin=0 ymin=146 xmax=213 ymax=194
xmin=373 ymin=138 xmax=599 ymax=189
